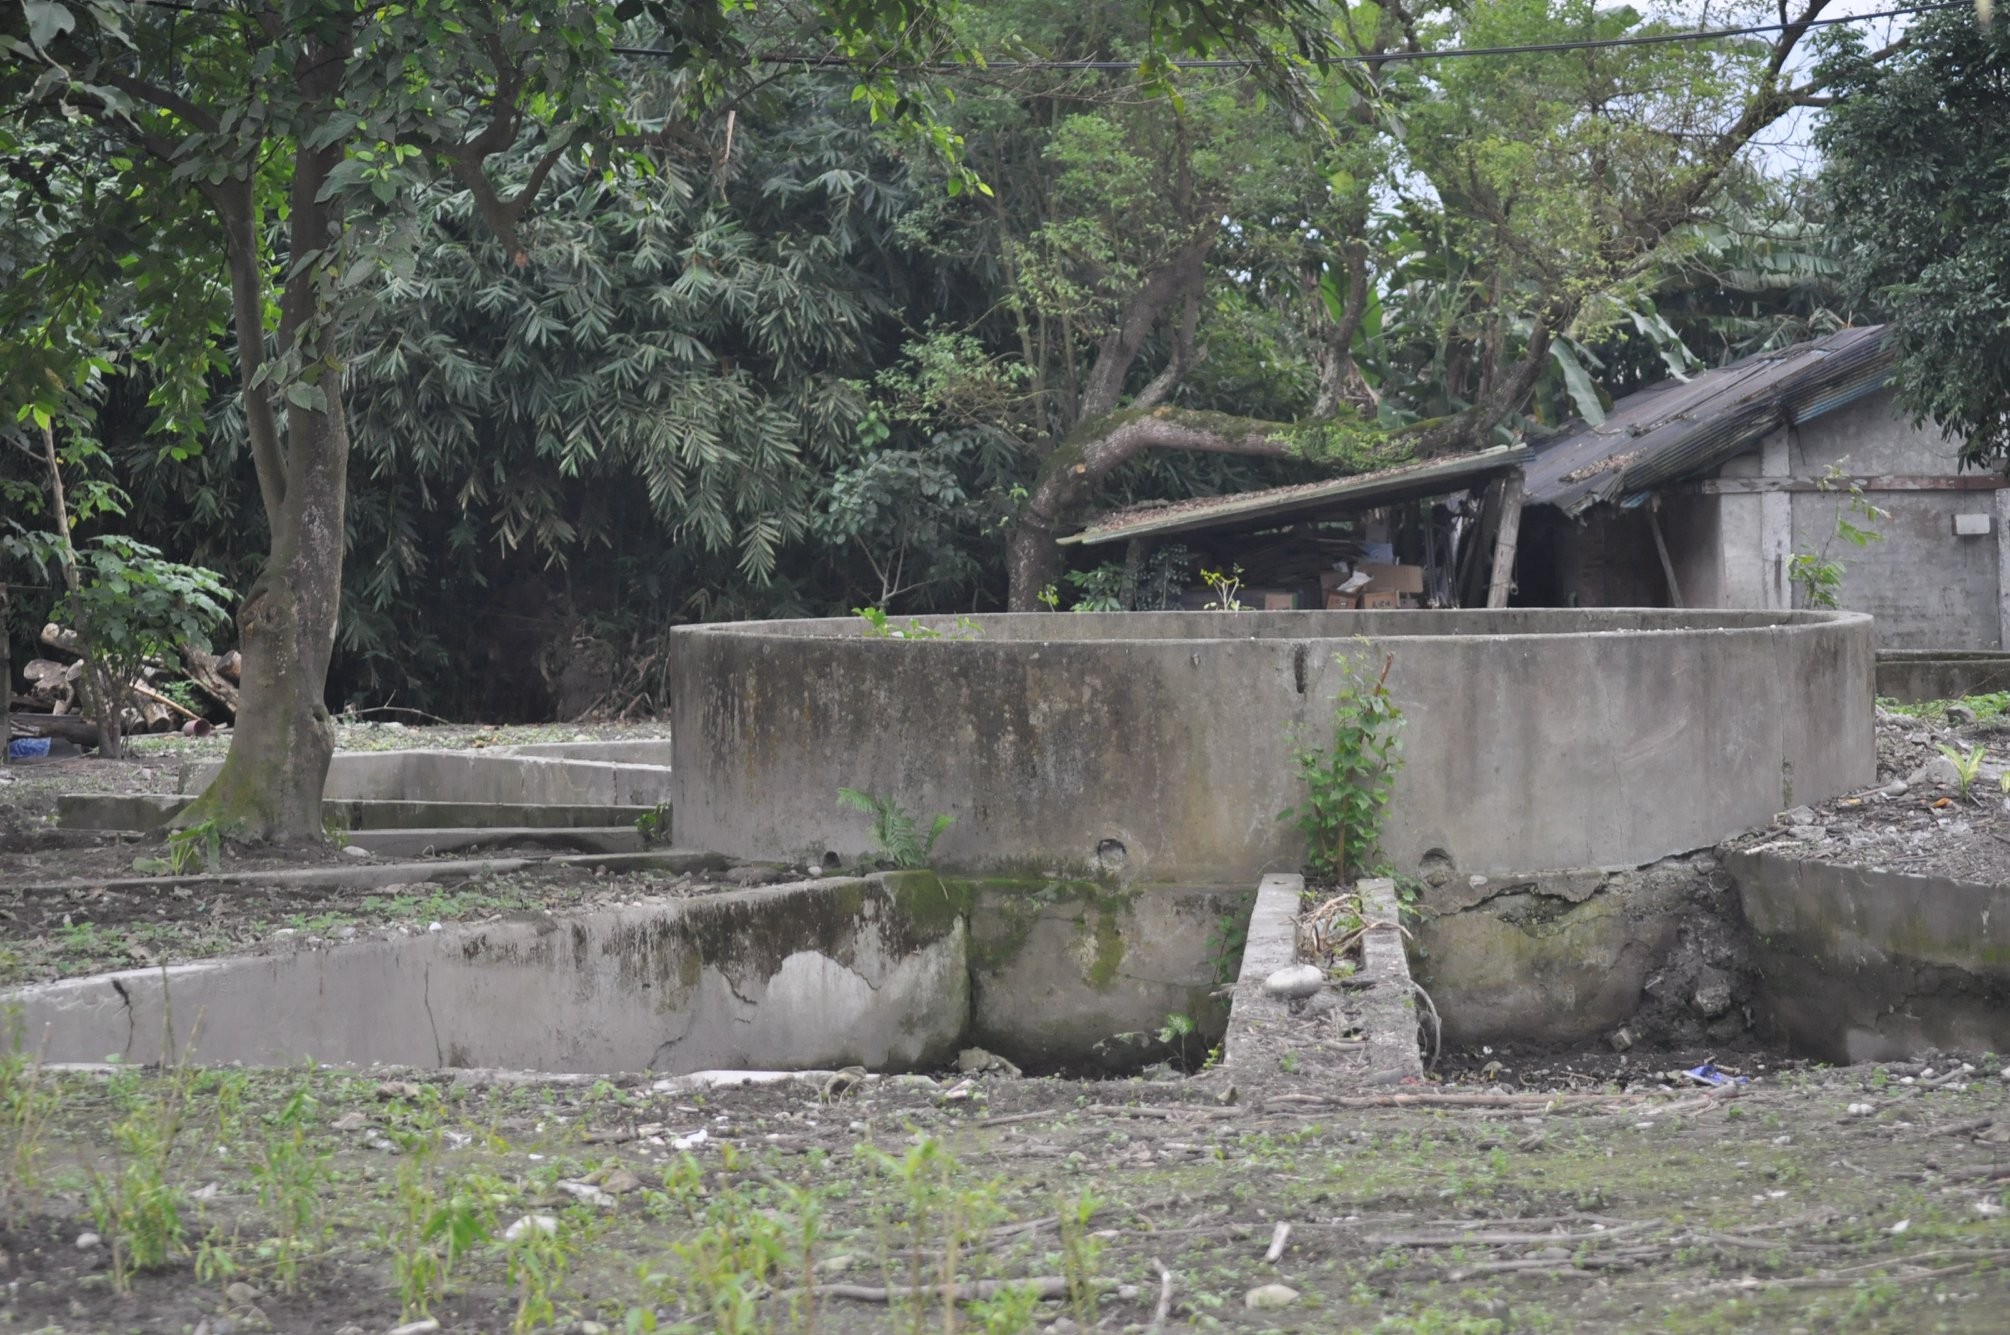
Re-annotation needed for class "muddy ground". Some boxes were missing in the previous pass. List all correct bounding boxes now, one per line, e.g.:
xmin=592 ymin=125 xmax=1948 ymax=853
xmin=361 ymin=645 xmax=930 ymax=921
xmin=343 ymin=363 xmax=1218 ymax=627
xmin=3 ymin=1060 xmax=2009 ymax=1333
xmin=5 ymin=723 xmax=2010 ymax=1330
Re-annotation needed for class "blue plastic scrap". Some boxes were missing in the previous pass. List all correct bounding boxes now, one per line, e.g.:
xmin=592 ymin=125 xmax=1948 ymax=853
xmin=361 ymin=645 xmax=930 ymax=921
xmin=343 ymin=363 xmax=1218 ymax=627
xmin=5 ymin=738 xmax=51 ymax=760
xmin=1682 ymin=1063 xmax=1750 ymax=1087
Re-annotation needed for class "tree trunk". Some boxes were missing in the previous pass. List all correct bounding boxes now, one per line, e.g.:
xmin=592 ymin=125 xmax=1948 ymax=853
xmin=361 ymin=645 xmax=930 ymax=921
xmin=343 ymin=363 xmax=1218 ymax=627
xmin=176 ymin=402 xmax=349 ymax=842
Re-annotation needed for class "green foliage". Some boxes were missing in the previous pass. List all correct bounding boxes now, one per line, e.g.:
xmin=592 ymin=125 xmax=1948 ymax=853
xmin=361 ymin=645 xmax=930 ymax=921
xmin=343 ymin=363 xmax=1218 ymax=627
xmin=0 ymin=1015 xmax=57 ymax=1232
xmin=250 ymin=1077 xmax=333 ymax=1293
xmin=1280 ymin=649 xmax=1405 ymax=883
xmin=503 ymin=1210 xmax=578 ymax=1334
xmin=384 ymin=1135 xmax=497 ymax=1319
xmin=635 ymin=803 xmax=673 ymax=846
xmin=837 ymin=788 xmax=954 ymax=869
xmin=854 ymin=608 xmax=981 ymax=640
xmin=1938 ymin=743 xmax=1988 ymax=802
xmin=1818 ymin=10 xmax=2010 ymax=466
xmin=1788 ymin=463 xmax=1886 ymax=610
xmin=1199 ymin=565 xmax=1245 ymax=611
xmin=86 ymin=1066 xmax=201 ymax=1292
xmin=167 ymin=817 xmax=224 ymax=876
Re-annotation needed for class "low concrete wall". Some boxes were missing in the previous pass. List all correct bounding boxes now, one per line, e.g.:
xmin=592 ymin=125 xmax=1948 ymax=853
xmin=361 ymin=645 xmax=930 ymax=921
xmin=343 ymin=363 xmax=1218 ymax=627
xmin=672 ymin=609 xmax=1875 ymax=882
xmin=961 ymin=879 xmax=1248 ymax=1071
xmin=1408 ymin=853 xmax=1757 ymax=1048
xmin=3 ymin=875 xmax=965 ymax=1074
xmin=180 ymin=750 xmax=673 ymax=809
xmin=1876 ymin=651 xmax=2010 ymax=704
xmin=58 ymin=794 xmax=653 ymax=833
xmin=1727 ymin=848 xmax=2010 ymax=1063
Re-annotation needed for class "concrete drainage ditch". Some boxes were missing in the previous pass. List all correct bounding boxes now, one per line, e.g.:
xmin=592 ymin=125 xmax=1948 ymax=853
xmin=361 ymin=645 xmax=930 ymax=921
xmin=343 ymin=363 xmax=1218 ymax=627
xmin=2 ymin=875 xmax=1249 ymax=1078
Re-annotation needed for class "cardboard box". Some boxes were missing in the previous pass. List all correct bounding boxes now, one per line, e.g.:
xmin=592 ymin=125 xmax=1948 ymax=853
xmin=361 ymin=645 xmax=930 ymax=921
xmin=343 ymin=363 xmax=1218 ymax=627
xmin=1355 ymin=562 xmax=1425 ymax=595
xmin=1360 ymin=590 xmax=1400 ymax=610
xmin=1324 ymin=591 xmax=1358 ymax=610
xmin=1398 ymin=593 xmax=1424 ymax=609
xmin=1257 ymin=590 xmax=1299 ymax=611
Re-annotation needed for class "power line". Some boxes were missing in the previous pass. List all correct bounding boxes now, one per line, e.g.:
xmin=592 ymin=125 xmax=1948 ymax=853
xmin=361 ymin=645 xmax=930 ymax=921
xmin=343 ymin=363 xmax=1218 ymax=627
xmin=613 ymin=2 xmax=1958 ymax=68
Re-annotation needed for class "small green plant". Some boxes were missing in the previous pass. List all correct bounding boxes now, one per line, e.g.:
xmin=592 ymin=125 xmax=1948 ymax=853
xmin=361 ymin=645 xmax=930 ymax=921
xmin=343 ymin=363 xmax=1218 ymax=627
xmin=1036 ymin=583 xmax=1062 ymax=610
xmin=1280 ymin=648 xmax=1405 ymax=882
xmin=1199 ymin=564 xmax=1245 ymax=611
xmin=1789 ymin=462 xmax=1888 ymax=609
xmin=635 ymin=802 xmax=673 ymax=845
xmin=837 ymin=788 xmax=954 ymax=869
xmin=167 ymin=817 xmax=224 ymax=875
xmin=504 ymin=1211 xmax=577 ymax=1333
xmin=1939 ymin=743 xmax=1988 ymax=800
xmin=0 ymin=1016 xmax=57 ymax=1231
xmin=86 ymin=1066 xmax=200 ymax=1291
xmin=250 ymin=1076 xmax=332 ymax=1293
xmin=855 ymin=607 xmax=983 ymax=640
xmin=1156 ymin=1011 xmax=1197 ymax=1069
xmin=384 ymin=1137 xmax=496 ymax=1319
xmin=1055 ymin=1185 xmax=1104 ymax=1327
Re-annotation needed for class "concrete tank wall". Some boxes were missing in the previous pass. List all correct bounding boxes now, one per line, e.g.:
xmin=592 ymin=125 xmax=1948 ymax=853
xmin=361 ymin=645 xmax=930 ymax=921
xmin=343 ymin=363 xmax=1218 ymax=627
xmin=671 ymin=609 xmax=1876 ymax=882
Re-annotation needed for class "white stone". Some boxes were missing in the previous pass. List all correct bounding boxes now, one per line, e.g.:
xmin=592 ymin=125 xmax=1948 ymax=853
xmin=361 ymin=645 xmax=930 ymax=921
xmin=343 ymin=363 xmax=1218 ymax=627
xmin=1263 ymin=964 xmax=1326 ymax=1000
xmin=74 ymin=1231 xmax=101 ymax=1250
xmin=1245 ymin=1283 xmax=1301 ymax=1309
xmin=504 ymin=1214 xmax=558 ymax=1242
xmin=556 ymin=1180 xmax=616 ymax=1209
xmin=342 ymin=845 xmax=371 ymax=858
xmin=1848 ymin=1102 xmax=1875 ymax=1117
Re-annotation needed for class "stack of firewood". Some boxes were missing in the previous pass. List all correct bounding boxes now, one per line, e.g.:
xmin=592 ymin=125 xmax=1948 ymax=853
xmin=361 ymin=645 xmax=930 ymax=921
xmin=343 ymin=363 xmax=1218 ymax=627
xmin=8 ymin=623 xmax=239 ymax=743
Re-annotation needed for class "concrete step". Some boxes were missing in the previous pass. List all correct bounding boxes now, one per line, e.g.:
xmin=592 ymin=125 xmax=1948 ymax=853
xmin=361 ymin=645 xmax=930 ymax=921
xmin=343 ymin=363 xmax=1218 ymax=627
xmin=58 ymin=793 xmax=659 ymax=834
xmin=343 ymin=826 xmax=646 ymax=858
xmin=178 ymin=748 xmax=672 ymax=807
xmin=13 ymin=848 xmax=727 ymax=896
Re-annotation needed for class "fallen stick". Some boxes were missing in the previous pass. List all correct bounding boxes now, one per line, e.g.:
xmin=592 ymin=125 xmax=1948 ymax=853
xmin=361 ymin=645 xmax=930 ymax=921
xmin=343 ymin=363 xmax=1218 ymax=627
xmin=1448 ymin=1259 xmax=1595 ymax=1280
xmin=1264 ymin=1221 xmax=1291 ymax=1263
xmin=1372 ymin=1221 xmax=1650 ymax=1248
xmin=1146 ymin=1260 xmax=1174 ymax=1334
xmin=790 ymin=1276 xmax=1100 ymax=1304
xmin=129 ymin=681 xmax=203 ymax=722
xmin=1260 ymin=1091 xmax=1638 ymax=1112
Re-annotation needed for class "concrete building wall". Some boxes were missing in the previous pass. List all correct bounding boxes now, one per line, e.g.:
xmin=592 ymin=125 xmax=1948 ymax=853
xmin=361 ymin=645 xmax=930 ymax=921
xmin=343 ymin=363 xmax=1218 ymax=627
xmin=1546 ymin=391 xmax=2007 ymax=650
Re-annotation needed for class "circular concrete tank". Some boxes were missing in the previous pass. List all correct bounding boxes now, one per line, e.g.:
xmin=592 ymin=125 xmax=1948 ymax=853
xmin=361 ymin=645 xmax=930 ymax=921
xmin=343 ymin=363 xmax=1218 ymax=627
xmin=670 ymin=609 xmax=1875 ymax=882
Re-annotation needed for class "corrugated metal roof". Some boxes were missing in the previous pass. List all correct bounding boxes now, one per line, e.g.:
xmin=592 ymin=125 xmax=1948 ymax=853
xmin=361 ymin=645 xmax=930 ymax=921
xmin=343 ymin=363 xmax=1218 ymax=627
xmin=1060 ymin=445 xmax=1528 ymax=547
xmin=1524 ymin=325 xmax=1894 ymax=516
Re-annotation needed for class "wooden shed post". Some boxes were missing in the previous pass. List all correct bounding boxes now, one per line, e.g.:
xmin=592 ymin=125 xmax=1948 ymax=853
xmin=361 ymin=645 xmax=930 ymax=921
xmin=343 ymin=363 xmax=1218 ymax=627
xmin=1485 ymin=470 xmax=1526 ymax=609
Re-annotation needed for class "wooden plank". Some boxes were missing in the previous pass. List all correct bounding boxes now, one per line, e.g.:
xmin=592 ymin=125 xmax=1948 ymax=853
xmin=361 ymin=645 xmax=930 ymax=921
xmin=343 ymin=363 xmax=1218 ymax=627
xmin=1648 ymin=501 xmax=1685 ymax=608
xmin=1486 ymin=471 xmax=1526 ymax=609
xmin=1680 ymin=475 xmax=2009 ymax=495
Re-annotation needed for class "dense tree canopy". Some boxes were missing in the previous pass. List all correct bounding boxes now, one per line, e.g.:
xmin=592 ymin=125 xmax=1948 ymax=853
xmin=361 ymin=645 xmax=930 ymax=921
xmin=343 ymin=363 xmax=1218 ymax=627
xmin=0 ymin=0 xmax=1948 ymax=757
xmin=1818 ymin=9 xmax=2010 ymax=467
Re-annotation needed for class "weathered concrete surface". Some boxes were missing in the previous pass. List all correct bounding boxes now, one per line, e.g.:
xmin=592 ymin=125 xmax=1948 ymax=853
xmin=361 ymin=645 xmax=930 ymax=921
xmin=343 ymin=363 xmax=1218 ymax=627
xmin=960 ymin=879 xmax=1248 ymax=1071
xmin=671 ymin=609 xmax=1874 ymax=882
xmin=57 ymin=793 xmax=653 ymax=833
xmin=497 ymin=739 xmax=674 ymax=765
xmin=343 ymin=826 xmax=645 ymax=858
xmin=15 ymin=848 xmax=727 ymax=896
xmin=1408 ymin=853 xmax=1758 ymax=1048
xmin=180 ymin=749 xmax=672 ymax=808
xmin=1876 ymin=651 xmax=2010 ymax=704
xmin=1 ymin=875 xmax=967 ymax=1074
xmin=1222 ymin=876 xmax=1423 ymax=1090
xmin=1727 ymin=848 xmax=2010 ymax=1063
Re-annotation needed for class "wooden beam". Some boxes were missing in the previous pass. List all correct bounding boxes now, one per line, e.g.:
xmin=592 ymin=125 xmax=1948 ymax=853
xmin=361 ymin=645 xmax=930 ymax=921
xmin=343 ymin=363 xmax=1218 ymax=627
xmin=1678 ymin=475 xmax=2008 ymax=495
xmin=1648 ymin=499 xmax=1684 ymax=608
xmin=1486 ymin=471 xmax=1526 ymax=609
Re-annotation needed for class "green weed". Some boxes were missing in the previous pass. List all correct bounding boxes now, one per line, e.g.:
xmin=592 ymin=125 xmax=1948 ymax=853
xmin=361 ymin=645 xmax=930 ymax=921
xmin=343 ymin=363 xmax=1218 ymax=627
xmin=837 ymin=788 xmax=954 ymax=869
xmin=1279 ymin=647 xmax=1404 ymax=882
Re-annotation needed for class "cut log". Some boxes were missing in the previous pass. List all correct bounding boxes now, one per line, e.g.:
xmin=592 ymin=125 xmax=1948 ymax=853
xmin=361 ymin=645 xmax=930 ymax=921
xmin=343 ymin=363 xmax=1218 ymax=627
xmin=40 ymin=623 xmax=82 ymax=656
xmin=218 ymin=649 xmax=241 ymax=684
xmin=179 ymin=648 xmax=240 ymax=716
xmin=7 ymin=710 xmax=102 ymax=745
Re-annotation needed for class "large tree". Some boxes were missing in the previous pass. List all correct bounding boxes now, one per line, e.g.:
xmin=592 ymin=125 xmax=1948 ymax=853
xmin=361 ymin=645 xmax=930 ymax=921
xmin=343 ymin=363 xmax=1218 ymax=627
xmin=892 ymin=0 xmax=1907 ymax=607
xmin=2 ymin=0 xmax=1332 ymax=838
xmin=1817 ymin=8 xmax=2010 ymax=467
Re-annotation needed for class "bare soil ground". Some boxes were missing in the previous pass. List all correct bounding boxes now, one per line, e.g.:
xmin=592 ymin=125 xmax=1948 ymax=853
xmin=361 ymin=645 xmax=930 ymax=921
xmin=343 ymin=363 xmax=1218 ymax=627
xmin=1724 ymin=703 xmax=2010 ymax=883
xmin=4 ymin=1059 xmax=2010 ymax=1333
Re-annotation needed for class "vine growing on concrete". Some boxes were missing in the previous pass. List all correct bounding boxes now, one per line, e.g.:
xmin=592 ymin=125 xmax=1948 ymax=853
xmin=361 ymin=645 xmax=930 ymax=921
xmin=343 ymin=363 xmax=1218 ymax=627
xmin=1280 ymin=649 xmax=1404 ymax=883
